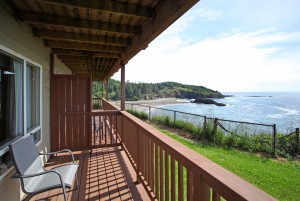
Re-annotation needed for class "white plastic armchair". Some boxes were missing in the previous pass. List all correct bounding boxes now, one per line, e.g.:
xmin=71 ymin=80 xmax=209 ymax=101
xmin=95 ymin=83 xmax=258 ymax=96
xmin=9 ymin=136 xmax=79 ymax=201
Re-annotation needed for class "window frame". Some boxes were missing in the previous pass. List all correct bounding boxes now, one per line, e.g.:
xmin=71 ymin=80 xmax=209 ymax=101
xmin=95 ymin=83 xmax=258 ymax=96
xmin=0 ymin=44 xmax=43 ymax=156
xmin=25 ymin=61 xmax=42 ymax=144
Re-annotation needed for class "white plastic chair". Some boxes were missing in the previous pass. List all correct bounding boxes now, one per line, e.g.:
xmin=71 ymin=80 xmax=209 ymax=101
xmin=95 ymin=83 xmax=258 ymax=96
xmin=9 ymin=136 xmax=79 ymax=201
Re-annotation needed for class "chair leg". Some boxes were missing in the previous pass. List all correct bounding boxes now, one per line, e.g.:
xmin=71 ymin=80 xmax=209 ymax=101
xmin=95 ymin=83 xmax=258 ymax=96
xmin=62 ymin=185 xmax=67 ymax=201
xmin=75 ymin=172 xmax=79 ymax=190
xmin=23 ymin=194 xmax=33 ymax=201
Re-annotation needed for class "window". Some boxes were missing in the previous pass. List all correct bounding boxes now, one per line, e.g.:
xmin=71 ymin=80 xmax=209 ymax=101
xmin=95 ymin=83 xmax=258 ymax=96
xmin=0 ymin=51 xmax=23 ymax=148
xmin=0 ymin=46 xmax=42 ymax=178
xmin=26 ymin=63 xmax=41 ymax=132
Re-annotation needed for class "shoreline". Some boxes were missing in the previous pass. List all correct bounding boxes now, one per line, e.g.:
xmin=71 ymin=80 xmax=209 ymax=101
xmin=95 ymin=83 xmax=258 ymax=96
xmin=111 ymin=98 xmax=188 ymax=111
xmin=126 ymin=98 xmax=188 ymax=107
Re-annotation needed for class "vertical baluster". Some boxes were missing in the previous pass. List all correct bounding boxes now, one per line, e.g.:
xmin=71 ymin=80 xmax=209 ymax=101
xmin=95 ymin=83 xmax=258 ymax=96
xmin=160 ymin=148 xmax=164 ymax=201
xmin=155 ymin=144 xmax=159 ymax=198
xmin=149 ymin=140 xmax=154 ymax=191
xmin=178 ymin=163 xmax=183 ymax=201
xmin=171 ymin=157 xmax=176 ymax=201
xmin=212 ymin=190 xmax=221 ymax=201
xmin=187 ymin=170 xmax=193 ymax=201
xmin=165 ymin=152 xmax=169 ymax=201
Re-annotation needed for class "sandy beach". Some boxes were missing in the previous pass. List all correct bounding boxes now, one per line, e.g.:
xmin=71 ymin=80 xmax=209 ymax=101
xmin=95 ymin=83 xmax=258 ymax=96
xmin=127 ymin=98 xmax=188 ymax=106
xmin=111 ymin=98 xmax=188 ymax=111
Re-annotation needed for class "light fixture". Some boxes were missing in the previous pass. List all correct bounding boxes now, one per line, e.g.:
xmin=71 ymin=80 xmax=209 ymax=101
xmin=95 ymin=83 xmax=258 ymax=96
xmin=2 ymin=70 xmax=15 ymax=75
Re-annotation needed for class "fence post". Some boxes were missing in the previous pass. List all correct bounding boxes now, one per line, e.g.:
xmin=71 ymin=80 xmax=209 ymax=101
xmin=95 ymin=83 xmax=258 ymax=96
xmin=296 ymin=128 xmax=299 ymax=152
xmin=131 ymin=104 xmax=133 ymax=111
xmin=203 ymin=116 xmax=207 ymax=139
xmin=213 ymin=118 xmax=218 ymax=141
xmin=272 ymin=124 xmax=276 ymax=156
xmin=149 ymin=106 xmax=151 ymax=119
xmin=174 ymin=111 xmax=177 ymax=126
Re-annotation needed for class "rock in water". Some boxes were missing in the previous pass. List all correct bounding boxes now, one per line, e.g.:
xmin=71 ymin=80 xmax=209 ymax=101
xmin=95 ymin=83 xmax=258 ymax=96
xmin=191 ymin=98 xmax=226 ymax=106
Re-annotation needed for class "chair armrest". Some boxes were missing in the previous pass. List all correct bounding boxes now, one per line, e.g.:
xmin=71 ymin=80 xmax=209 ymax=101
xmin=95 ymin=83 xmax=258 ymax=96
xmin=40 ymin=149 xmax=75 ymax=163
xmin=12 ymin=170 xmax=66 ymax=189
xmin=12 ymin=170 xmax=61 ymax=180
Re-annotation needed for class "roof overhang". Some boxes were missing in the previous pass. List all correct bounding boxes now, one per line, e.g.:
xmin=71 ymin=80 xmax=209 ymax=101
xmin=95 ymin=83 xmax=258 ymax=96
xmin=2 ymin=0 xmax=199 ymax=81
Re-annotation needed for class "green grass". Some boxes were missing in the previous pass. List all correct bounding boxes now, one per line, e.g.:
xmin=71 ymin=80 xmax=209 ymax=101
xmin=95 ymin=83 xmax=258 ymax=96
xmin=159 ymin=128 xmax=300 ymax=201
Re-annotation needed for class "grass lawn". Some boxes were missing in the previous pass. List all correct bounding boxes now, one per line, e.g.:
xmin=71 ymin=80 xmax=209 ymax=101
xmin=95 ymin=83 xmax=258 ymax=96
xmin=159 ymin=128 xmax=300 ymax=201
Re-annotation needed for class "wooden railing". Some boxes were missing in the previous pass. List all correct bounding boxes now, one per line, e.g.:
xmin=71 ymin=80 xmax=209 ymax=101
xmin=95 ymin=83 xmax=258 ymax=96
xmin=91 ymin=110 xmax=121 ymax=148
xmin=102 ymin=100 xmax=276 ymax=201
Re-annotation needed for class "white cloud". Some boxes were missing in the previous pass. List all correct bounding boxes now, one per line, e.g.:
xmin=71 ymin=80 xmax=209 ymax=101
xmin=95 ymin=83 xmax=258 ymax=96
xmin=161 ymin=7 xmax=223 ymax=36
xmin=113 ymin=29 xmax=300 ymax=92
xmin=196 ymin=7 xmax=224 ymax=21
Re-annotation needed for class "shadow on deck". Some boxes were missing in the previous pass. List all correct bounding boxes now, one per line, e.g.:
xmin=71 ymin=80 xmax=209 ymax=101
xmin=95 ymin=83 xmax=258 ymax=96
xmin=31 ymin=147 xmax=149 ymax=201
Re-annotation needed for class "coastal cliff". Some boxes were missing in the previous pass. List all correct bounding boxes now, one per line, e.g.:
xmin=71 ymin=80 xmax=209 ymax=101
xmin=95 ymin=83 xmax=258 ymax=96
xmin=93 ymin=79 xmax=224 ymax=101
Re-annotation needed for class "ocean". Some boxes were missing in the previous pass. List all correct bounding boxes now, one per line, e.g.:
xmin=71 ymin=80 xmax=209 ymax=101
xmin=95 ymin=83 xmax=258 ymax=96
xmin=154 ymin=92 xmax=300 ymax=134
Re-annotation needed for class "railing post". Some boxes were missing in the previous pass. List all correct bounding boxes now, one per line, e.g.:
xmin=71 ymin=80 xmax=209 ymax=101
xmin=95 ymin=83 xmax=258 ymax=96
xmin=149 ymin=106 xmax=151 ymax=119
xmin=272 ymin=124 xmax=276 ymax=156
xmin=131 ymin=103 xmax=133 ymax=111
xmin=296 ymin=128 xmax=299 ymax=152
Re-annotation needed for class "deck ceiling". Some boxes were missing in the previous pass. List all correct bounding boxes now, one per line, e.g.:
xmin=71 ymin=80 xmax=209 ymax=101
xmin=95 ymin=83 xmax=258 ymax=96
xmin=4 ymin=0 xmax=199 ymax=81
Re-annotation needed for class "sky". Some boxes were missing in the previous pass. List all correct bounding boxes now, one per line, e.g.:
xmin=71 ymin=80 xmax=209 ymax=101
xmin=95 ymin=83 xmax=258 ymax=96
xmin=112 ymin=0 xmax=300 ymax=92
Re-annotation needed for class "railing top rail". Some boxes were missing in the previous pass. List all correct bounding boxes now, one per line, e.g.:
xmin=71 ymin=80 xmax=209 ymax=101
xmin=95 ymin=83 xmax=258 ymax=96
xmin=91 ymin=110 xmax=121 ymax=116
xmin=120 ymin=110 xmax=276 ymax=201
xmin=102 ymin=99 xmax=120 ymax=110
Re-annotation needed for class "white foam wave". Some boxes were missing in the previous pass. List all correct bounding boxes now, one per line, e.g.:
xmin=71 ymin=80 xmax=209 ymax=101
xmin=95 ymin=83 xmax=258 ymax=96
xmin=275 ymin=107 xmax=300 ymax=115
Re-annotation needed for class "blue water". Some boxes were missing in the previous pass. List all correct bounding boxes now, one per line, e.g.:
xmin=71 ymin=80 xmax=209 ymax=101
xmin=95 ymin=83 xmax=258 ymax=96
xmin=155 ymin=92 xmax=300 ymax=134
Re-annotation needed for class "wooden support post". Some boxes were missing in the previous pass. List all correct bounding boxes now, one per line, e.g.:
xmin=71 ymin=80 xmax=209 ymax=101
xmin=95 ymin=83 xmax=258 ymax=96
xmin=50 ymin=52 xmax=54 ymax=151
xmin=101 ymin=82 xmax=104 ymax=98
xmin=121 ymin=64 xmax=125 ymax=111
xmin=89 ymin=66 xmax=93 ymax=148
xmin=105 ymin=79 xmax=109 ymax=100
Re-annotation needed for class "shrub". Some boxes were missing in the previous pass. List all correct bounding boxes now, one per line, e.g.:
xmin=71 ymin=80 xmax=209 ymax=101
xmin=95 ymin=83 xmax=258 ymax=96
xmin=93 ymin=103 xmax=101 ymax=109
xmin=127 ymin=109 xmax=148 ymax=120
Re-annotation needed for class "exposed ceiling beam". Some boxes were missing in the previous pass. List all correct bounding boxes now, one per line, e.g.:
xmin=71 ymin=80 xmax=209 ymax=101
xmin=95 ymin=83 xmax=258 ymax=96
xmin=45 ymin=41 xmax=124 ymax=53
xmin=62 ymin=61 xmax=115 ymax=67
xmin=52 ymin=49 xmax=120 ymax=58
xmin=57 ymin=55 xmax=117 ymax=61
xmin=35 ymin=29 xmax=129 ymax=46
xmin=105 ymin=0 xmax=200 ymax=80
xmin=36 ymin=0 xmax=154 ymax=19
xmin=20 ymin=11 xmax=139 ymax=35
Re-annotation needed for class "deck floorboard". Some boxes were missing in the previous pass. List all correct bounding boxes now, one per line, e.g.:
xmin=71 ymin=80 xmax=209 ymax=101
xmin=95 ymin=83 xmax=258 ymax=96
xmin=31 ymin=147 xmax=149 ymax=201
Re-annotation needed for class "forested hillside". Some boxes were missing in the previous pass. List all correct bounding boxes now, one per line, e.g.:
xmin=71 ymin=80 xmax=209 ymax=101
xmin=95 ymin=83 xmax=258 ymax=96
xmin=93 ymin=79 xmax=224 ymax=101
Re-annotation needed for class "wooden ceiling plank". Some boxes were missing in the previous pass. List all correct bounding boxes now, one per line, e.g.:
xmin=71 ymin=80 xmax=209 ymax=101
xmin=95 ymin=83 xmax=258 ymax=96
xmin=45 ymin=41 xmax=124 ymax=53
xmin=20 ymin=11 xmax=139 ymax=35
xmin=35 ymin=29 xmax=129 ymax=46
xmin=36 ymin=0 xmax=154 ymax=19
xmin=52 ymin=49 xmax=120 ymax=58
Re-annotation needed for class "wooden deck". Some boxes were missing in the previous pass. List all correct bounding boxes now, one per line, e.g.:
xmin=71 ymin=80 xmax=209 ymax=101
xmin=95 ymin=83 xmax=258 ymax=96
xmin=31 ymin=147 xmax=149 ymax=201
